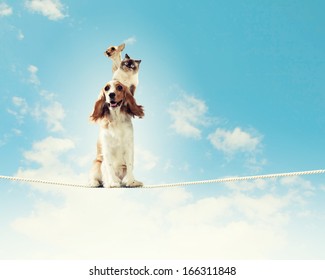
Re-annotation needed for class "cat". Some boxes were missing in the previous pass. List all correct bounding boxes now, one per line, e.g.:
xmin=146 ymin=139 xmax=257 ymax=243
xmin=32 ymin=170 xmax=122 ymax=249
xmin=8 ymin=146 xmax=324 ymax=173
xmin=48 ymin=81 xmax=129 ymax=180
xmin=112 ymin=54 xmax=141 ymax=95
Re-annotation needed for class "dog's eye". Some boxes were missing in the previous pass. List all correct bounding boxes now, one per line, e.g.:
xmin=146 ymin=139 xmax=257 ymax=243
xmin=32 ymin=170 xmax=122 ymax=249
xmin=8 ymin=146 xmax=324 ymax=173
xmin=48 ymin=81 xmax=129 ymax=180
xmin=111 ymin=47 xmax=115 ymax=51
xmin=117 ymin=85 xmax=123 ymax=91
xmin=104 ymin=85 xmax=110 ymax=91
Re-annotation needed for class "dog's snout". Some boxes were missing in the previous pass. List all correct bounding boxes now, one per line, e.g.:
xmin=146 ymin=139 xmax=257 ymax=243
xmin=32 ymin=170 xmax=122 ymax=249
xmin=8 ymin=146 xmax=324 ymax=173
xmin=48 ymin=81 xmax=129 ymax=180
xmin=109 ymin=92 xmax=116 ymax=99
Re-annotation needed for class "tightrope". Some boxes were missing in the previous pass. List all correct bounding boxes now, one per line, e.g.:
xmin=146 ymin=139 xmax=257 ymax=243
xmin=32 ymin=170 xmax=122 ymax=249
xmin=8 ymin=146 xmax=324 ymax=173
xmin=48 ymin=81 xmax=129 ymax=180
xmin=0 ymin=169 xmax=324 ymax=189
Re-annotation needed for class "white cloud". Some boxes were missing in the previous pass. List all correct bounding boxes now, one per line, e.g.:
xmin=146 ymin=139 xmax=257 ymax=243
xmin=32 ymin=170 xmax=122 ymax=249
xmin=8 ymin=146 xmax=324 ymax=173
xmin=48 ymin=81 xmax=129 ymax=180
xmin=123 ymin=36 xmax=136 ymax=45
xmin=16 ymin=136 xmax=82 ymax=192
xmin=0 ymin=3 xmax=13 ymax=16
xmin=27 ymin=65 xmax=40 ymax=85
xmin=23 ymin=136 xmax=74 ymax=166
xmin=12 ymin=96 xmax=29 ymax=114
xmin=9 ymin=67 xmax=66 ymax=132
xmin=42 ymin=101 xmax=66 ymax=132
xmin=8 ymin=96 xmax=29 ymax=123
xmin=208 ymin=127 xmax=262 ymax=155
xmin=8 ymin=93 xmax=66 ymax=132
xmin=9 ymin=187 xmax=292 ymax=259
xmin=224 ymin=177 xmax=272 ymax=192
xmin=6 ymin=135 xmax=325 ymax=259
xmin=17 ymin=30 xmax=25 ymax=40
xmin=25 ymin=0 xmax=66 ymax=21
xmin=12 ymin=128 xmax=22 ymax=135
xmin=280 ymin=176 xmax=316 ymax=197
xmin=169 ymin=95 xmax=209 ymax=139
xmin=135 ymin=147 xmax=159 ymax=170
xmin=0 ymin=134 xmax=10 ymax=147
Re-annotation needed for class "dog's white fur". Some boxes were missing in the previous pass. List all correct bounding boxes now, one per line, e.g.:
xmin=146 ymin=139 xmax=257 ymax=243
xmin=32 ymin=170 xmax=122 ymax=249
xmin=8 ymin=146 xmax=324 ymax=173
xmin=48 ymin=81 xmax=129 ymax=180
xmin=89 ymin=81 xmax=144 ymax=188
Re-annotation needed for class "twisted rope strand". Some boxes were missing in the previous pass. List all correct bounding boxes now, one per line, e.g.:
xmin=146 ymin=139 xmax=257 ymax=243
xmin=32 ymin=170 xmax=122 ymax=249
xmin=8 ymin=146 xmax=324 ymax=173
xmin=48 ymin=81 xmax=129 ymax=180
xmin=0 ymin=169 xmax=324 ymax=189
xmin=143 ymin=169 xmax=325 ymax=188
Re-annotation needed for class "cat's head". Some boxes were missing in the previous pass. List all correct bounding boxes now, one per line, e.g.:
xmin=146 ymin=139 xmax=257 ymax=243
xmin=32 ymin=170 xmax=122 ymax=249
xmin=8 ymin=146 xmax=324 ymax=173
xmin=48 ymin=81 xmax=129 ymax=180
xmin=120 ymin=54 xmax=141 ymax=73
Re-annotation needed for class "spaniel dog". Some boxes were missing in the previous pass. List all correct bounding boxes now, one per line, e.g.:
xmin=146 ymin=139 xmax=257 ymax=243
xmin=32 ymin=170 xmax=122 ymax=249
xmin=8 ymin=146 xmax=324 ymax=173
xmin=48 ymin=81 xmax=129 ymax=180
xmin=89 ymin=80 xmax=144 ymax=188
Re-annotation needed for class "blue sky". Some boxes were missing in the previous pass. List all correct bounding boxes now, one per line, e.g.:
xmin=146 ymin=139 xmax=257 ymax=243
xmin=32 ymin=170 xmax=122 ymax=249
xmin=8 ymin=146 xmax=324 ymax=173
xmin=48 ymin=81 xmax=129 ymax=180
xmin=0 ymin=0 xmax=325 ymax=259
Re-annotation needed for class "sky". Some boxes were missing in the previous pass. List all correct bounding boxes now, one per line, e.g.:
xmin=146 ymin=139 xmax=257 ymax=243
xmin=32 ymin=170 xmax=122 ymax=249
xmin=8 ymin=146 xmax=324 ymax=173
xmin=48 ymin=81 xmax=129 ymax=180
xmin=0 ymin=0 xmax=325 ymax=259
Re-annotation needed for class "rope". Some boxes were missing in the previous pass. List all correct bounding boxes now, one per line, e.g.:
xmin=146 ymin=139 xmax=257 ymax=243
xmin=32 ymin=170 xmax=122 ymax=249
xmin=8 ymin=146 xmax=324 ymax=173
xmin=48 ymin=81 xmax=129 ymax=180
xmin=144 ymin=169 xmax=325 ymax=188
xmin=0 ymin=169 xmax=324 ymax=189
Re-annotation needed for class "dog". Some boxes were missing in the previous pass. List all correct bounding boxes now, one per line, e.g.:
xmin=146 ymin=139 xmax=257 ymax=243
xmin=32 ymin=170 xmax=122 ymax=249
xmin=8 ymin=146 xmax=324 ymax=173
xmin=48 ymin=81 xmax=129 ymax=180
xmin=113 ymin=54 xmax=141 ymax=95
xmin=89 ymin=80 xmax=144 ymax=188
xmin=104 ymin=43 xmax=125 ymax=73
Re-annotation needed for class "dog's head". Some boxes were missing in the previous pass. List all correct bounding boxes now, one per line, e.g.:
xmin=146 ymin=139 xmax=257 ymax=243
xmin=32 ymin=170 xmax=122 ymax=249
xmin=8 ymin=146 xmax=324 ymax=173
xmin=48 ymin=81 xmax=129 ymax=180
xmin=90 ymin=81 xmax=144 ymax=122
xmin=104 ymin=43 xmax=125 ymax=58
xmin=120 ymin=54 xmax=141 ymax=73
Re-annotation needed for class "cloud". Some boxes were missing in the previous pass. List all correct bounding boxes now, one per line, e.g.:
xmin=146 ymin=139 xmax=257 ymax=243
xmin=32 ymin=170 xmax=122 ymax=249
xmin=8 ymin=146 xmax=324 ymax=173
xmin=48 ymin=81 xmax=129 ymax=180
xmin=135 ymin=147 xmax=159 ymax=170
xmin=17 ymin=30 xmax=25 ymax=40
xmin=123 ymin=36 xmax=136 ymax=45
xmin=208 ymin=127 xmax=262 ymax=155
xmin=42 ymin=101 xmax=65 ymax=132
xmin=27 ymin=65 xmax=40 ymax=85
xmin=15 ymin=136 xmax=83 ymax=192
xmin=8 ymin=94 xmax=66 ymax=132
xmin=6 ymin=133 xmax=325 ymax=259
xmin=169 ymin=95 xmax=209 ymax=139
xmin=0 ymin=3 xmax=12 ymax=16
xmin=23 ymin=136 xmax=74 ymax=166
xmin=8 ymin=184 xmax=297 ymax=259
xmin=7 ymin=96 xmax=29 ymax=123
xmin=12 ymin=97 xmax=29 ymax=114
xmin=25 ymin=0 xmax=67 ymax=21
xmin=9 ymin=66 xmax=66 ymax=132
xmin=280 ymin=176 xmax=316 ymax=198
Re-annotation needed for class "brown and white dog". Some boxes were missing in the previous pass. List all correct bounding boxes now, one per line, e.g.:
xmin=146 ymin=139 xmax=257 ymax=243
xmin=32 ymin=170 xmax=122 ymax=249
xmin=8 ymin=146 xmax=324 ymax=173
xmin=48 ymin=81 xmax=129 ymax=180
xmin=104 ymin=43 xmax=125 ymax=73
xmin=89 ymin=80 xmax=144 ymax=188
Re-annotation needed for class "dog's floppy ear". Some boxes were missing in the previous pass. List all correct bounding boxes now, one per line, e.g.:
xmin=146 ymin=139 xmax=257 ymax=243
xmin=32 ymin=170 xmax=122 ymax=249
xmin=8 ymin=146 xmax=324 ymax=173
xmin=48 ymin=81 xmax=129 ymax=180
xmin=125 ymin=53 xmax=130 ymax=59
xmin=123 ymin=88 xmax=144 ymax=118
xmin=118 ymin=43 xmax=125 ymax=52
xmin=90 ymin=91 xmax=109 ymax=122
xmin=129 ymin=85 xmax=136 ymax=96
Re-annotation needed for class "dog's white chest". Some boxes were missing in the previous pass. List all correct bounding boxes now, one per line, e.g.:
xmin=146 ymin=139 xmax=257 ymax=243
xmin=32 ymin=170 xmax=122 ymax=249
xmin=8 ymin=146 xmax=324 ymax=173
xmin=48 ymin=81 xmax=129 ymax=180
xmin=100 ymin=117 xmax=133 ymax=159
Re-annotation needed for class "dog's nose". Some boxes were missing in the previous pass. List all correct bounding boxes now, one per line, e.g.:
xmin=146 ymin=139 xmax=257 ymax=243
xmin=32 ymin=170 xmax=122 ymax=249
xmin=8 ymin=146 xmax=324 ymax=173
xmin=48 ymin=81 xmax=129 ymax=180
xmin=105 ymin=50 xmax=111 ymax=56
xmin=109 ymin=92 xmax=115 ymax=99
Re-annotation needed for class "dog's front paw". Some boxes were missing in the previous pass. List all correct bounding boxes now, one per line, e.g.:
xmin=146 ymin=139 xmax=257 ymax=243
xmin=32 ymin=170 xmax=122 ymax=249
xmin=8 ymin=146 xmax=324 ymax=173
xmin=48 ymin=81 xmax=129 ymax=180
xmin=103 ymin=179 xmax=121 ymax=188
xmin=110 ymin=181 xmax=121 ymax=188
xmin=88 ymin=178 xmax=102 ymax=188
xmin=126 ymin=179 xmax=143 ymax=188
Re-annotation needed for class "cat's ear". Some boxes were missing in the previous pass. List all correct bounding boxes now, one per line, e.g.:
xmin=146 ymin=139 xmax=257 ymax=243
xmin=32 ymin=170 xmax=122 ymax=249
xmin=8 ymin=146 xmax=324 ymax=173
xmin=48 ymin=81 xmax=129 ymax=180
xmin=135 ymin=60 xmax=141 ymax=64
xmin=125 ymin=53 xmax=130 ymax=59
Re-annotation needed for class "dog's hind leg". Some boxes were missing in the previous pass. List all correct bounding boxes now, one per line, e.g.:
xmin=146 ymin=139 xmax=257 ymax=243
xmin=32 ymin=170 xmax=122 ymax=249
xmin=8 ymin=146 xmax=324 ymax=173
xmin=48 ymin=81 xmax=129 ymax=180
xmin=89 ymin=159 xmax=103 ymax=187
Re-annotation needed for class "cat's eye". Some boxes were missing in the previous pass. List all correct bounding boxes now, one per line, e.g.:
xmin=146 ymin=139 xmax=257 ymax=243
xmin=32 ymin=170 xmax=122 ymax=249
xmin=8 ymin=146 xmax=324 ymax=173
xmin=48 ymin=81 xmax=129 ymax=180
xmin=131 ymin=64 xmax=135 ymax=68
xmin=117 ymin=85 xmax=123 ymax=91
xmin=104 ymin=85 xmax=110 ymax=91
